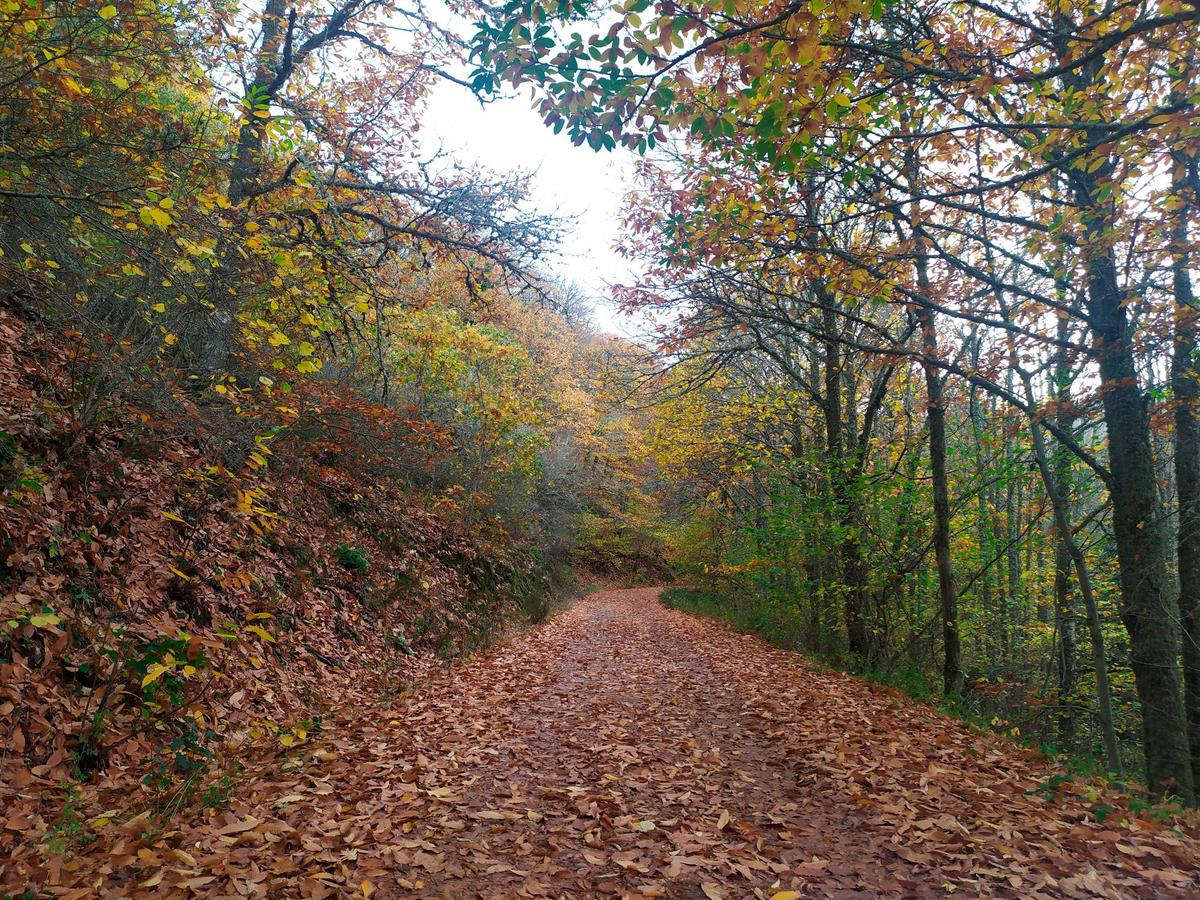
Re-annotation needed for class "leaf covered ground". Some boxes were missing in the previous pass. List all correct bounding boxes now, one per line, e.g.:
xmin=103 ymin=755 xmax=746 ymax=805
xmin=9 ymin=588 xmax=1200 ymax=898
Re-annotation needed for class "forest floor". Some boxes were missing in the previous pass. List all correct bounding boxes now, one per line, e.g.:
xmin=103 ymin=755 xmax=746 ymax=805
xmin=31 ymin=588 xmax=1200 ymax=898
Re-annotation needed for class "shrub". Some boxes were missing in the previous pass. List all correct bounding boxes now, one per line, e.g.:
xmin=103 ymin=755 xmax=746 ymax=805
xmin=334 ymin=544 xmax=369 ymax=574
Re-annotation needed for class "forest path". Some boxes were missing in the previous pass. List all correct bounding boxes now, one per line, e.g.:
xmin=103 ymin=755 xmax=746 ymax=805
xmin=80 ymin=588 xmax=1198 ymax=898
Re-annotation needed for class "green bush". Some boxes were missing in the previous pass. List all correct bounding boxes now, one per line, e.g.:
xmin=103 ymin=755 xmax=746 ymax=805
xmin=334 ymin=544 xmax=369 ymax=574
xmin=660 ymin=586 xmax=807 ymax=650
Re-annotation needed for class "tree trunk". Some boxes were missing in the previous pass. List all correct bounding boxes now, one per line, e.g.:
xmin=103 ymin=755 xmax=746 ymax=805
xmin=919 ymin=305 xmax=961 ymax=697
xmin=1024 ymin=367 xmax=1122 ymax=774
xmin=1032 ymin=417 xmax=1123 ymax=775
xmin=1049 ymin=8 xmax=1192 ymax=799
xmin=1051 ymin=348 xmax=1078 ymax=753
xmin=1173 ymin=200 xmax=1200 ymax=785
xmin=969 ymin=387 xmax=994 ymax=641
xmin=1053 ymin=538 xmax=1077 ymax=750
xmin=819 ymin=298 xmax=872 ymax=662
xmin=228 ymin=0 xmax=288 ymax=206
xmin=195 ymin=0 xmax=289 ymax=376
xmin=904 ymin=129 xmax=961 ymax=697
xmin=1074 ymin=169 xmax=1192 ymax=797
xmin=1168 ymin=46 xmax=1200 ymax=792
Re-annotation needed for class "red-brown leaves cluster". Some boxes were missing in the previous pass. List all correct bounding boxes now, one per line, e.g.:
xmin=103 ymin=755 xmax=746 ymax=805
xmin=0 ymin=305 xmax=524 ymax=893
xmin=8 ymin=587 xmax=1197 ymax=897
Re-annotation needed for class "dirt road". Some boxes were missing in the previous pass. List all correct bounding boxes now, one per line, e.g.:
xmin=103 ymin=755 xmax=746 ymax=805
xmin=46 ymin=588 xmax=1200 ymax=897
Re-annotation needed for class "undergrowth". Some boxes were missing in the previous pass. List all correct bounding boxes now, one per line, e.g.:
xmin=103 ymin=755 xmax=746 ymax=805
xmin=657 ymin=584 xmax=1181 ymax=815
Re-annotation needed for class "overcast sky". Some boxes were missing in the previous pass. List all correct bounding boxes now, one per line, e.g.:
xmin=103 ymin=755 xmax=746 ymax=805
xmin=418 ymin=79 xmax=641 ymax=336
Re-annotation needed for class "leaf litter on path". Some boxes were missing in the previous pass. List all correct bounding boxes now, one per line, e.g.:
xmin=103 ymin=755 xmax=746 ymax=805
xmin=10 ymin=588 xmax=1200 ymax=897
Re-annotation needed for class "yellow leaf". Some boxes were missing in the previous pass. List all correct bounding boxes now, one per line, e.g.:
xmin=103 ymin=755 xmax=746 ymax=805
xmin=246 ymin=624 xmax=276 ymax=643
xmin=160 ymin=510 xmax=187 ymax=524
xmin=98 ymin=4 xmax=117 ymax=19
xmin=770 ymin=894 xmax=803 ymax=900
xmin=112 ymin=74 xmax=129 ymax=90
xmin=141 ymin=663 xmax=168 ymax=688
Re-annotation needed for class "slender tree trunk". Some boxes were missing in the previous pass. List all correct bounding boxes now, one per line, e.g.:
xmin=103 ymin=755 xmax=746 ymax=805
xmin=966 ymin=335 xmax=996 ymax=665
xmin=1011 ymin=475 xmax=1023 ymax=643
xmin=1023 ymin=365 xmax=1122 ymax=773
xmin=970 ymin=406 xmax=993 ymax=610
xmin=1002 ymin=474 xmax=1016 ymax=661
xmin=1053 ymin=538 xmax=1077 ymax=749
xmin=1030 ymin=415 xmax=1123 ymax=775
xmin=991 ymin=478 xmax=1007 ymax=674
xmin=919 ymin=304 xmax=961 ymax=697
xmin=1051 ymin=348 xmax=1078 ymax=753
xmin=819 ymin=298 xmax=873 ymax=662
xmin=904 ymin=129 xmax=960 ymax=697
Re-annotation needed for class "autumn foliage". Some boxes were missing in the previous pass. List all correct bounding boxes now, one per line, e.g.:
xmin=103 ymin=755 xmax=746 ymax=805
xmin=6 ymin=0 xmax=1200 ymax=893
xmin=474 ymin=0 xmax=1200 ymax=805
xmin=0 ymin=0 xmax=661 ymax=890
